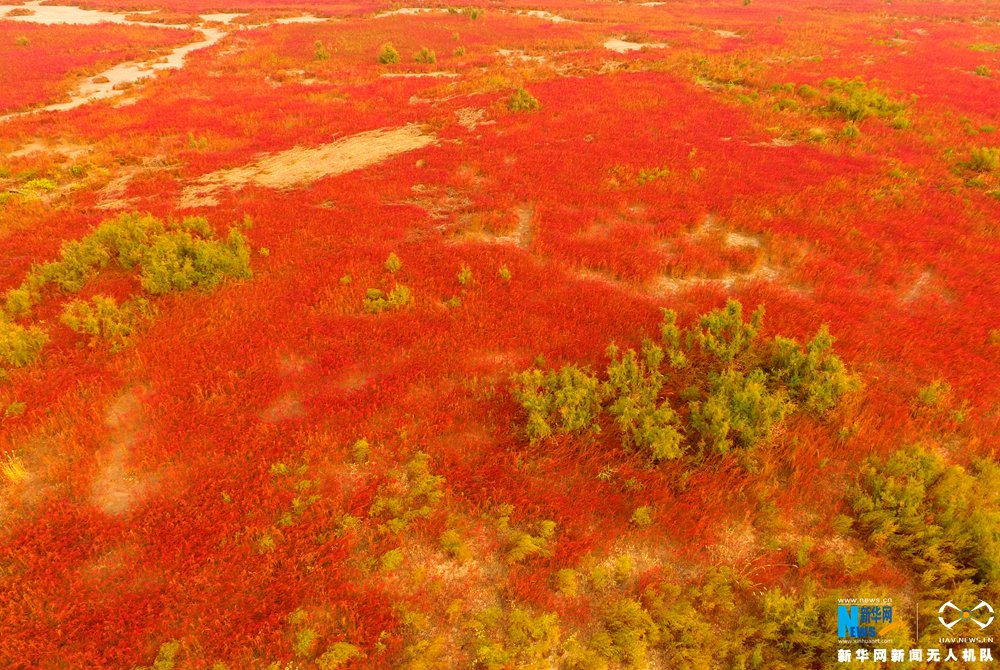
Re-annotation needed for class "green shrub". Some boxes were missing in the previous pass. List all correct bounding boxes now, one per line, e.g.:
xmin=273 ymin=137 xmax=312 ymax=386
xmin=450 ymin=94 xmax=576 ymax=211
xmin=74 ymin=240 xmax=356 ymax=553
xmin=498 ymin=265 xmax=512 ymax=281
xmin=975 ymin=64 xmax=992 ymax=77
xmin=510 ymin=365 xmax=603 ymax=441
xmin=368 ymin=452 xmax=444 ymax=534
xmin=384 ymin=251 xmax=402 ymax=273
xmin=768 ymin=325 xmax=859 ymax=413
xmin=12 ymin=213 xmax=250 ymax=302
xmin=440 ymin=529 xmax=471 ymax=562
xmin=630 ymin=506 xmax=654 ymax=527
xmin=457 ymin=263 xmax=473 ymax=286
xmin=508 ymin=88 xmax=541 ymax=112
xmin=512 ymin=301 xmax=854 ymax=462
xmin=849 ymin=445 xmax=1000 ymax=597
xmin=821 ymin=77 xmax=909 ymax=123
xmin=317 ymin=643 xmax=361 ymax=669
xmin=689 ymin=368 xmax=789 ymax=454
xmin=60 ymin=295 xmax=154 ymax=350
xmin=314 ymin=39 xmax=329 ymax=61
xmin=965 ymin=146 xmax=999 ymax=172
xmin=380 ymin=548 xmax=404 ymax=571
xmin=363 ymin=284 xmax=411 ymax=313
xmin=688 ymin=299 xmax=764 ymax=364
xmin=555 ymin=568 xmax=580 ymax=596
xmin=604 ymin=343 xmax=683 ymax=461
xmin=378 ymin=42 xmax=400 ymax=64
xmin=139 ymin=228 xmax=251 ymax=294
xmin=136 ymin=640 xmax=181 ymax=670
xmin=592 ymin=599 xmax=660 ymax=668
xmin=915 ymin=379 xmax=951 ymax=407
xmin=0 ymin=320 xmax=48 ymax=369
xmin=414 ymin=47 xmax=436 ymax=64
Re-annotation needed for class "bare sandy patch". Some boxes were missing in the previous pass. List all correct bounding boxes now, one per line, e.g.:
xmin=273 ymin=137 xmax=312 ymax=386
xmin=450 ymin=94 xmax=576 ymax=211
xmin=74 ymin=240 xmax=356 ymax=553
xmin=380 ymin=71 xmax=460 ymax=78
xmin=179 ymin=124 xmax=436 ymax=208
xmin=455 ymin=107 xmax=492 ymax=131
xmin=10 ymin=140 xmax=91 ymax=160
xmin=511 ymin=9 xmax=576 ymax=23
xmin=714 ymin=29 xmax=742 ymax=39
xmin=603 ymin=37 xmax=667 ymax=54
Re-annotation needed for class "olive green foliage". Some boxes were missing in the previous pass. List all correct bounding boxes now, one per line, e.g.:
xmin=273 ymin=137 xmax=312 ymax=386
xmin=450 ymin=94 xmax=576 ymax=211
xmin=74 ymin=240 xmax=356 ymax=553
xmin=384 ymin=252 xmax=402 ymax=273
xmin=439 ymin=528 xmax=471 ymax=562
xmin=688 ymin=300 xmax=763 ymax=364
xmin=136 ymin=640 xmax=181 ymax=670
xmin=689 ymin=368 xmax=789 ymax=455
xmin=61 ymin=295 xmax=154 ymax=350
xmin=510 ymin=365 xmax=603 ymax=442
xmin=821 ymin=77 xmax=910 ymax=123
xmin=378 ymin=42 xmax=401 ymax=64
xmin=849 ymin=445 xmax=1000 ymax=598
xmin=457 ymin=263 xmax=473 ymax=286
xmin=6 ymin=212 xmax=250 ymax=315
xmin=589 ymin=599 xmax=659 ymax=668
xmin=505 ymin=519 xmax=557 ymax=564
xmin=512 ymin=300 xmax=857 ymax=461
xmin=314 ymin=39 xmax=330 ymax=61
xmin=368 ymin=452 xmax=444 ymax=534
xmin=508 ymin=88 xmax=541 ymax=112
xmin=0 ymin=319 xmax=48 ymax=369
xmin=414 ymin=47 xmax=436 ymax=64
xmin=467 ymin=607 xmax=560 ymax=669
xmin=363 ymin=285 xmax=412 ymax=313
xmin=964 ymin=146 xmax=999 ymax=172
xmin=767 ymin=326 xmax=859 ymax=413
xmin=604 ymin=343 xmax=683 ymax=460
xmin=316 ymin=642 xmax=362 ymax=668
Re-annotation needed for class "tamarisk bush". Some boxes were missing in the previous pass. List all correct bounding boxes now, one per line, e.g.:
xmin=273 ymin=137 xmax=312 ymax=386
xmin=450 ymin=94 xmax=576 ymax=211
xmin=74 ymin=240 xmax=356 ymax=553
xmin=511 ymin=300 xmax=858 ymax=461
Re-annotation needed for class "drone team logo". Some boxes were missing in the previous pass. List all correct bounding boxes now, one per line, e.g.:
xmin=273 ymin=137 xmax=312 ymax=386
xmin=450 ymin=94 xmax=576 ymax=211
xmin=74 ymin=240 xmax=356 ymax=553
xmin=938 ymin=601 xmax=995 ymax=630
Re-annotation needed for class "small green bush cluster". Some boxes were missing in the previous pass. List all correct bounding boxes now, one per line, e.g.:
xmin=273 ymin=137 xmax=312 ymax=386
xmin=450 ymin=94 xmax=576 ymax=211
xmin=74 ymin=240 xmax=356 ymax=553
xmin=505 ymin=519 xmax=557 ymax=564
xmin=467 ymin=607 xmax=561 ymax=669
xmin=378 ymin=42 xmax=400 ymax=64
xmin=314 ymin=39 xmax=330 ymax=61
xmin=849 ymin=445 xmax=1000 ymax=598
xmin=964 ymin=146 xmax=999 ymax=172
xmin=368 ymin=452 xmax=444 ymax=534
xmin=636 ymin=166 xmax=671 ymax=186
xmin=363 ymin=285 xmax=412 ymax=314
xmin=0 ymin=318 xmax=48 ymax=369
xmin=136 ymin=640 xmax=181 ymax=670
xmin=414 ymin=47 xmax=436 ymax=64
xmin=6 ymin=212 xmax=250 ymax=315
xmin=60 ymin=295 xmax=154 ymax=351
xmin=511 ymin=300 xmax=858 ymax=460
xmin=0 ymin=213 xmax=251 ymax=369
xmin=821 ymin=77 xmax=910 ymax=124
xmin=508 ymin=88 xmax=541 ymax=112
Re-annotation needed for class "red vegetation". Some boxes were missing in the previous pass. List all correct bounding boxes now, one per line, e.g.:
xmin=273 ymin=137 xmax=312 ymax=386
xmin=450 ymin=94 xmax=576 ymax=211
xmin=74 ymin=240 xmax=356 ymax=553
xmin=1 ymin=0 xmax=999 ymax=667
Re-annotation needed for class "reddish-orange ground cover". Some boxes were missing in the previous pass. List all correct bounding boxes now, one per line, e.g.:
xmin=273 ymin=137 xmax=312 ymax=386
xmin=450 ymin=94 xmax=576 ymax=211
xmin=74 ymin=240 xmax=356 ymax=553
xmin=0 ymin=21 xmax=198 ymax=115
xmin=1 ymin=0 xmax=999 ymax=668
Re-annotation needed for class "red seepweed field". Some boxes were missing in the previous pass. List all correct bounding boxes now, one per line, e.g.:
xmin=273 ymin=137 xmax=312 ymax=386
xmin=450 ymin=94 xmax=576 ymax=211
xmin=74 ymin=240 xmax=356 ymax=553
xmin=1 ymin=0 xmax=999 ymax=668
